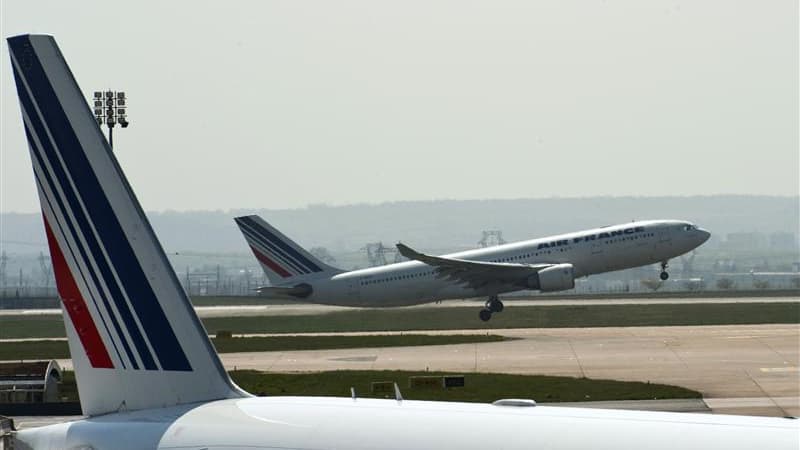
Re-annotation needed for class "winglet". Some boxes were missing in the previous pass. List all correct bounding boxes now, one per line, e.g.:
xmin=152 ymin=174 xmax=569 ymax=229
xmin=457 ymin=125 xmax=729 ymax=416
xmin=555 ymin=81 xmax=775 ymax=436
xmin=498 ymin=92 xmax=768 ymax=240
xmin=395 ymin=243 xmax=421 ymax=260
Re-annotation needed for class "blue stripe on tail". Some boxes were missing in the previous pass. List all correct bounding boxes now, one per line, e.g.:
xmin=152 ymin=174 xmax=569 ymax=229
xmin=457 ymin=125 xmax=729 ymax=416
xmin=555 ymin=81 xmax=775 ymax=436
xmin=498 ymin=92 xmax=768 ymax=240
xmin=239 ymin=216 xmax=323 ymax=273
xmin=14 ymin=65 xmax=142 ymax=370
xmin=9 ymin=35 xmax=191 ymax=372
xmin=238 ymin=224 xmax=309 ymax=275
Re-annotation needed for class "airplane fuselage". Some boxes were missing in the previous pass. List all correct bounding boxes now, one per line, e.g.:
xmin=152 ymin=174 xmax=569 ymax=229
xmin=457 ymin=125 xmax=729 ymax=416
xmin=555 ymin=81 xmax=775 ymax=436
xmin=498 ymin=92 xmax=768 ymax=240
xmin=14 ymin=396 xmax=799 ymax=450
xmin=286 ymin=220 xmax=710 ymax=307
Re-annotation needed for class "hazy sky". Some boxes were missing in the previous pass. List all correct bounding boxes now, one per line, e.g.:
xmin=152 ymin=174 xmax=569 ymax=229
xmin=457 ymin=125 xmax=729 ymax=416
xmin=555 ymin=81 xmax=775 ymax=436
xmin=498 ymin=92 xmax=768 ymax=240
xmin=1 ymin=1 xmax=797 ymax=213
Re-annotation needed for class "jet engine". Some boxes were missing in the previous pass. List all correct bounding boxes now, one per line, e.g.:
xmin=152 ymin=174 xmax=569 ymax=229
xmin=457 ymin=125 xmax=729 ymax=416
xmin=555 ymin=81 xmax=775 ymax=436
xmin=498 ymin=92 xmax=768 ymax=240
xmin=527 ymin=264 xmax=575 ymax=292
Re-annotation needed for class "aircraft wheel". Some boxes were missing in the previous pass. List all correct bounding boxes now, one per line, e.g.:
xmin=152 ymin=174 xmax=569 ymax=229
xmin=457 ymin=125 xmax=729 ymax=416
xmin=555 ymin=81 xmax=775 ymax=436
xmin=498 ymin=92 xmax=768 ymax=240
xmin=479 ymin=309 xmax=493 ymax=322
xmin=489 ymin=299 xmax=504 ymax=313
xmin=660 ymin=271 xmax=669 ymax=281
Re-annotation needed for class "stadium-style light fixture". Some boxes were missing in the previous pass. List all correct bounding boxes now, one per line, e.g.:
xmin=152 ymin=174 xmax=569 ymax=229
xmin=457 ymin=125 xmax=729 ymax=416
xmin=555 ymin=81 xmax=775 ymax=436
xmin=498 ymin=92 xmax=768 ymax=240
xmin=92 ymin=90 xmax=129 ymax=149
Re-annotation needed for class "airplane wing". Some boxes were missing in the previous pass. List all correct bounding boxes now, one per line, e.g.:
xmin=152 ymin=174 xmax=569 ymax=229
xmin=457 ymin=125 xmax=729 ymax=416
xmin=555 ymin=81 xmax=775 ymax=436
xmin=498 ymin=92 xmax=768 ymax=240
xmin=396 ymin=243 xmax=554 ymax=290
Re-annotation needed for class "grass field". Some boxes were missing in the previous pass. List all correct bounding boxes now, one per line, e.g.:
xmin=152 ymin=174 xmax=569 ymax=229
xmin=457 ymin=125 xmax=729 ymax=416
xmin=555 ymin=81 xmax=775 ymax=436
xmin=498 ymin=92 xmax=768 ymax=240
xmin=188 ymin=290 xmax=799 ymax=305
xmin=231 ymin=370 xmax=701 ymax=402
xmin=57 ymin=369 xmax=700 ymax=404
xmin=0 ymin=334 xmax=506 ymax=361
xmin=1 ymin=302 xmax=797 ymax=340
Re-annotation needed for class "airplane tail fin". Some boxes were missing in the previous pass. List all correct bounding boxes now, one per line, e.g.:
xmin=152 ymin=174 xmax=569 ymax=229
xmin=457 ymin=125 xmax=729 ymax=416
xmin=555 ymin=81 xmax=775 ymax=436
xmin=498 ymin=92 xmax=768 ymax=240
xmin=235 ymin=215 xmax=342 ymax=285
xmin=7 ymin=34 xmax=248 ymax=416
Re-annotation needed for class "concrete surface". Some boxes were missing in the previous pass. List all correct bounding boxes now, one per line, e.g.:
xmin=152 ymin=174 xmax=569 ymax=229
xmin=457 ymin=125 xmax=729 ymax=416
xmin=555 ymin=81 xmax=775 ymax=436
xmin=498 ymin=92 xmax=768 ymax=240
xmin=215 ymin=324 xmax=799 ymax=417
xmin=1 ymin=295 xmax=796 ymax=318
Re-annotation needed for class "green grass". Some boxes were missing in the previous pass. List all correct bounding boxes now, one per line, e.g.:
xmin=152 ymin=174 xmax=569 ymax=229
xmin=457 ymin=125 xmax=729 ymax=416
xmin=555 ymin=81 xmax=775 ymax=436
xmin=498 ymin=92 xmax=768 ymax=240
xmin=0 ymin=315 xmax=65 ymax=339
xmin=0 ymin=334 xmax=506 ymax=361
xmin=232 ymin=370 xmax=701 ymax=403
xmin=0 ymin=340 xmax=69 ymax=361
xmin=200 ymin=302 xmax=800 ymax=335
xmin=2 ymin=302 xmax=798 ymax=340
xmin=56 ymin=369 xmax=701 ymax=404
xmin=187 ymin=290 xmax=799 ymax=305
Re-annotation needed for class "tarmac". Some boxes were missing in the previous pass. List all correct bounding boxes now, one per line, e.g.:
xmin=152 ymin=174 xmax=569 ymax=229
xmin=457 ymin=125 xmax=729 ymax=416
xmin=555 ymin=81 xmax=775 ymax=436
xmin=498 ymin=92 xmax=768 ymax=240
xmin=0 ymin=295 xmax=796 ymax=318
xmin=214 ymin=324 xmax=800 ymax=417
xmin=6 ymin=323 xmax=799 ymax=430
xmin=4 ymin=297 xmax=798 ymax=420
xmin=36 ymin=323 xmax=799 ymax=417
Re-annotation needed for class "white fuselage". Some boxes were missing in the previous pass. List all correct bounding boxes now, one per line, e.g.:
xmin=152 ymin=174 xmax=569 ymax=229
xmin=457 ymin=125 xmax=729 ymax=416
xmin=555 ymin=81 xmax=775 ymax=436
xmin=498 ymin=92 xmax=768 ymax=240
xmin=14 ymin=396 xmax=799 ymax=450
xmin=295 ymin=220 xmax=709 ymax=306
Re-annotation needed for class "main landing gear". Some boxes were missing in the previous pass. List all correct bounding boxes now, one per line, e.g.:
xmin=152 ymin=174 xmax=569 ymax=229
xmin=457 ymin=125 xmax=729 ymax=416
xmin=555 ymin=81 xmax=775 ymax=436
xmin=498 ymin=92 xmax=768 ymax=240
xmin=479 ymin=296 xmax=504 ymax=322
xmin=659 ymin=260 xmax=670 ymax=281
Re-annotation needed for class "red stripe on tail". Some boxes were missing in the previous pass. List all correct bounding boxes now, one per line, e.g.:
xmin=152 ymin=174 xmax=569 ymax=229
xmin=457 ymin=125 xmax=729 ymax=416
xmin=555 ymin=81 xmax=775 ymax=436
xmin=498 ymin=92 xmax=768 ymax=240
xmin=43 ymin=215 xmax=114 ymax=368
xmin=249 ymin=245 xmax=292 ymax=278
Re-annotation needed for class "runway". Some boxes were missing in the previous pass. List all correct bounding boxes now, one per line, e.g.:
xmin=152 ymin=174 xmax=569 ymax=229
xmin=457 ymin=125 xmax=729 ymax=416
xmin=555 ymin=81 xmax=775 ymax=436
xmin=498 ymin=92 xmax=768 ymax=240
xmin=5 ymin=323 xmax=794 ymax=424
xmin=0 ymin=295 xmax=796 ymax=318
xmin=39 ymin=323 xmax=800 ymax=417
xmin=214 ymin=324 xmax=799 ymax=417
xmin=5 ymin=298 xmax=797 ymax=418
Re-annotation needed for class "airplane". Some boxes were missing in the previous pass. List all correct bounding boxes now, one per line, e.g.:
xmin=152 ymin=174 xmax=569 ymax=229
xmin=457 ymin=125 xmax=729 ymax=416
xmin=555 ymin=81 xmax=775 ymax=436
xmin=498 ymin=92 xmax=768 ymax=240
xmin=236 ymin=214 xmax=711 ymax=320
xmin=7 ymin=34 xmax=797 ymax=450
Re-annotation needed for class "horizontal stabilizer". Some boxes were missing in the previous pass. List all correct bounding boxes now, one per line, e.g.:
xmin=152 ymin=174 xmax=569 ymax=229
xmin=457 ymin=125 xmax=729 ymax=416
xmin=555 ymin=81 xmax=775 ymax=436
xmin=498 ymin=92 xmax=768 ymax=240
xmin=255 ymin=284 xmax=313 ymax=298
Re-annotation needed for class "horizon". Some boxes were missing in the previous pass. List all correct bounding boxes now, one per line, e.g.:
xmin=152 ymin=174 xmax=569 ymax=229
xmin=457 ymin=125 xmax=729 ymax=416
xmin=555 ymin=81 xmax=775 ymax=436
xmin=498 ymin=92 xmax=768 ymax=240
xmin=2 ymin=1 xmax=797 ymax=214
xmin=0 ymin=193 xmax=798 ymax=216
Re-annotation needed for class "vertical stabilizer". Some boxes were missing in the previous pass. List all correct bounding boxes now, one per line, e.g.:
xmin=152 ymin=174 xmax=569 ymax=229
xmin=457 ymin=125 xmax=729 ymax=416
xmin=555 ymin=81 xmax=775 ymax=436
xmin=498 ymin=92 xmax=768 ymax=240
xmin=7 ymin=34 xmax=247 ymax=416
xmin=235 ymin=215 xmax=342 ymax=285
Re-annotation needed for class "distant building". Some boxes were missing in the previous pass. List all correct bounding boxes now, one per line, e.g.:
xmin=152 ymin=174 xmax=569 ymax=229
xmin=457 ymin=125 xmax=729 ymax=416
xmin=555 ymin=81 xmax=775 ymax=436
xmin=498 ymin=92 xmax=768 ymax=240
xmin=723 ymin=232 xmax=766 ymax=250
xmin=769 ymin=232 xmax=797 ymax=250
xmin=0 ymin=360 xmax=62 ymax=403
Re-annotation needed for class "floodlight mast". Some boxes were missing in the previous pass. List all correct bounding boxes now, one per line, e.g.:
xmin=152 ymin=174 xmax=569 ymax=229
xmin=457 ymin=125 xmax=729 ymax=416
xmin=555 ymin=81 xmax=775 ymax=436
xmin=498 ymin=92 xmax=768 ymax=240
xmin=92 ymin=90 xmax=129 ymax=149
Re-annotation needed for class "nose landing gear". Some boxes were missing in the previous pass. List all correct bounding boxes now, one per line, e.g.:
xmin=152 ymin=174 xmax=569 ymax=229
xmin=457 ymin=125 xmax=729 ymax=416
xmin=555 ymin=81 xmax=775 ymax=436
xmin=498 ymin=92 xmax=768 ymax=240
xmin=659 ymin=261 xmax=670 ymax=281
xmin=479 ymin=296 xmax=505 ymax=321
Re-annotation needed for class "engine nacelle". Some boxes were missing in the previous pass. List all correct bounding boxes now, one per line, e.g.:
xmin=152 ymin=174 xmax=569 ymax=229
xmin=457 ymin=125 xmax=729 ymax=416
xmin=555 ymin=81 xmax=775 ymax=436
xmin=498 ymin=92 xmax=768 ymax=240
xmin=527 ymin=264 xmax=575 ymax=292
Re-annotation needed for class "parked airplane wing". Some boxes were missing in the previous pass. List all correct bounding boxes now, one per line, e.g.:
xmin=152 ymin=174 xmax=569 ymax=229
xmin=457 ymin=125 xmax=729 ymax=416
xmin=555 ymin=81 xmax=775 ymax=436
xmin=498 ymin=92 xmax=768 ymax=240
xmin=396 ymin=243 xmax=553 ymax=289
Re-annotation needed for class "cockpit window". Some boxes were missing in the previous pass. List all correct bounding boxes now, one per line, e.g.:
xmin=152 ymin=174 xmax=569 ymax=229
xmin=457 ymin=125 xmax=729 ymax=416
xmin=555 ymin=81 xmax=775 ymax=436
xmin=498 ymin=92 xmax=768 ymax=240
xmin=683 ymin=224 xmax=697 ymax=231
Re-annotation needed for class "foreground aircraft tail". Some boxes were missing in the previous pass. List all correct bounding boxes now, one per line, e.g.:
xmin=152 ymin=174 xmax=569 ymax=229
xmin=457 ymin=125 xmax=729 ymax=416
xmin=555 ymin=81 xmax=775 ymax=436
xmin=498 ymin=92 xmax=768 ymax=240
xmin=235 ymin=215 xmax=342 ymax=285
xmin=7 ymin=34 xmax=247 ymax=416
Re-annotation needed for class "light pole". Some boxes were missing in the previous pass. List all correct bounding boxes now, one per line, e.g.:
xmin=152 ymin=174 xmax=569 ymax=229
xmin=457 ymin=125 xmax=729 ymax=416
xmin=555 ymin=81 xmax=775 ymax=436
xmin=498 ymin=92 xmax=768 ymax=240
xmin=92 ymin=90 xmax=129 ymax=149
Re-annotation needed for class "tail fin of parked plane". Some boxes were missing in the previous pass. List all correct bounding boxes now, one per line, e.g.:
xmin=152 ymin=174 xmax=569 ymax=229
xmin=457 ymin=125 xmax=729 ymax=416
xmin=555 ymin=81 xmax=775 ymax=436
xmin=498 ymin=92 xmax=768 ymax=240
xmin=235 ymin=215 xmax=342 ymax=285
xmin=7 ymin=34 xmax=248 ymax=416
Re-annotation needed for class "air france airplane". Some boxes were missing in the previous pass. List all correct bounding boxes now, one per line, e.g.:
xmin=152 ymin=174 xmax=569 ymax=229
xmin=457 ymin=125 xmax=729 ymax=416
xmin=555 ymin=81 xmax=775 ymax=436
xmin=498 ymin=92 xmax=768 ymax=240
xmin=236 ymin=215 xmax=711 ymax=320
xmin=9 ymin=34 xmax=797 ymax=450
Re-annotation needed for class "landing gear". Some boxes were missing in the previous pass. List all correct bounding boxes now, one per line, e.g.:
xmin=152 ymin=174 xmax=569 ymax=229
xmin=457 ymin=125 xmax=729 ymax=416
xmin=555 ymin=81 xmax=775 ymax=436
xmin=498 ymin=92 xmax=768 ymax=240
xmin=659 ymin=261 xmax=670 ymax=281
xmin=479 ymin=296 xmax=504 ymax=321
xmin=486 ymin=296 xmax=504 ymax=313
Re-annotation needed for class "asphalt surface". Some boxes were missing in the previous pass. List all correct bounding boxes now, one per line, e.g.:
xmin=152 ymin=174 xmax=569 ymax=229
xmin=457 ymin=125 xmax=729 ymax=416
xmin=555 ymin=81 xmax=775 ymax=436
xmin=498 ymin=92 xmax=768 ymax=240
xmin=0 ymin=295 xmax=797 ymax=318
xmin=35 ymin=323 xmax=799 ymax=418
xmin=214 ymin=324 xmax=800 ymax=417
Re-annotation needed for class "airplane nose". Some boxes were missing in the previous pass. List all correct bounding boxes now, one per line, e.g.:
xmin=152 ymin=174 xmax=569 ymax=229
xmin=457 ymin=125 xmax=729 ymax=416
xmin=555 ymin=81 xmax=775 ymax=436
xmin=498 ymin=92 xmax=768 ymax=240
xmin=697 ymin=228 xmax=711 ymax=245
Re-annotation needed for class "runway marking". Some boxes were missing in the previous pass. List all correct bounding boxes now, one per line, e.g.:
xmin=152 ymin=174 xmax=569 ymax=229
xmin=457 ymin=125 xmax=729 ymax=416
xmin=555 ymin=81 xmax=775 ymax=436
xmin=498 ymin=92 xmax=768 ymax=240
xmin=663 ymin=340 xmax=689 ymax=369
xmin=329 ymin=356 xmax=378 ymax=362
xmin=759 ymin=367 xmax=799 ymax=373
xmin=567 ymin=339 xmax=586 ymax=378
xmin=743 ymin=369 xmax=789 ymax=417
xmin=704 ymin=396 xmax=800 ymax=408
